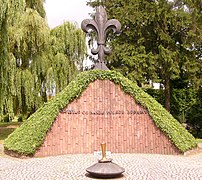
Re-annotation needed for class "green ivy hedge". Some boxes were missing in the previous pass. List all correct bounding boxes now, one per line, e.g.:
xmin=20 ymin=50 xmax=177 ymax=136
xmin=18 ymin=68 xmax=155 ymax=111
xmin=4 ymin=70 xmax=197 ymax=156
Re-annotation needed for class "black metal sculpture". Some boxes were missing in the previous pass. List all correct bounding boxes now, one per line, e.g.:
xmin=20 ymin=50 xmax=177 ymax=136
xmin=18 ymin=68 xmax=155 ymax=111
xmin=81 ymin=6 xmax=121 ymax=70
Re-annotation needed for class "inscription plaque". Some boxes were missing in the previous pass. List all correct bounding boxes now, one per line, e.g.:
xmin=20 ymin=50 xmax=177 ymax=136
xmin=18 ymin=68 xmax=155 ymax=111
xmin=60 ymin=109 xmax=148 ymax=115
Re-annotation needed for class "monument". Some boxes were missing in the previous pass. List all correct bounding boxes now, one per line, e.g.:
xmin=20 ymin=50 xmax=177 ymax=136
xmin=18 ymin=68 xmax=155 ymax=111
xmin=4 ymin=6 xmax=197 ymax=158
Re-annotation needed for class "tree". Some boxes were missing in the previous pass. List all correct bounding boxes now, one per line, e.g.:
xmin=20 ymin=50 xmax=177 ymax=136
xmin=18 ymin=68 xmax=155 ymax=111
xmin=0 ymin=1 xmax=87 ymax=120
xmin=9 ymin=8 xmax=51 ymax=115
xmin=0 ymin=0 xmax=25 ymax=118
xmin=88 ymin=0 xmax=158 ymax=86
xmin=183 ymin=0 xmax=202 ymax=88
xmin=186 ymin=87 xmax=202 ymax=138
xmin=25 ymin=0 xmax=46 ymax=18
xmin=88 ymin=0 xmax=202 ymax=111
xmin=48 ymin=22 xmax=86 ymax=94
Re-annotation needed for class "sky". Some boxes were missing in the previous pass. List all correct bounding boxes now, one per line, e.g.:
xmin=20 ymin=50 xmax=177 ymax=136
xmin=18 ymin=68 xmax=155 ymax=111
xmin=44 ymin=0 xmax=93 ymax=29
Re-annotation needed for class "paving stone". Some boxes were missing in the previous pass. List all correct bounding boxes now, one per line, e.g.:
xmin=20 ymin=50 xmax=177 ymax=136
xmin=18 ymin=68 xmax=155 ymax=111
xmin=198 ymin=143 xmax=202 ymax=149
xmin=0 ymin=153 xmax=202 ymax=179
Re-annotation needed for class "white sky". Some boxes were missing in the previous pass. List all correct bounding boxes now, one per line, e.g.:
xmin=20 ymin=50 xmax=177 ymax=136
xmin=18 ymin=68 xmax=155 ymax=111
xmin=44 ymin=0 xmax=93 ymax=29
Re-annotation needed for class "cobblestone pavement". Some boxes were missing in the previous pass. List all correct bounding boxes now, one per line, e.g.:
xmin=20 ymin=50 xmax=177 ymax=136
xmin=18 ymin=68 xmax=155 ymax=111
xmin=0 ymin=153 xmax=202 ymax=180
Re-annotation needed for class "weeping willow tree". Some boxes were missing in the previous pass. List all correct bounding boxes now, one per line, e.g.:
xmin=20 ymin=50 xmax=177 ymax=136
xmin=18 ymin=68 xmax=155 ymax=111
xmin=25 ymin=0 xmax=46 ymax=18
xmin=48 ymin=22 xmax=86 ymax=94
xmin=0 ymin=0 xmax=25 ymax=119
xmin=0 ymin=1 xmax=87 ymax=120
xmin=9 ymin=8 xmax=51 ymax=115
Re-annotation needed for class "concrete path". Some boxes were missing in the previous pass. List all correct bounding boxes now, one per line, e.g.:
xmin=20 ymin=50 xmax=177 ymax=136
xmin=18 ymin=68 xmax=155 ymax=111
xmin=0 ymin=153 xmax=202 ymax=180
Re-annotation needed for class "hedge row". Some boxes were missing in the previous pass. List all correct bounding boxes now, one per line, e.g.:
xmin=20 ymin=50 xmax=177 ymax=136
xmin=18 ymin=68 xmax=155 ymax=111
xmin=4 ymin=70 xmax=197 ymax=156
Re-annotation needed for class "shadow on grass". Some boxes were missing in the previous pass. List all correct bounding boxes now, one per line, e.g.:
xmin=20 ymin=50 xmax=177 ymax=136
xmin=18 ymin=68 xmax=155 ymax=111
xmin=0 ymin=123 xmax=20 ymax=144
xmin=0 ymin=128 xmax=16 ymax=143
xmin=0 ymin=122 xmax=21 ymax=127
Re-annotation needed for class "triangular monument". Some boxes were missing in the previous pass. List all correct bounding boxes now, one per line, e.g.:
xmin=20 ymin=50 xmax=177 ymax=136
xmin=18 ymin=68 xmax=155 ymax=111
xmin=4 ymin=6 xmax=197 ymax=158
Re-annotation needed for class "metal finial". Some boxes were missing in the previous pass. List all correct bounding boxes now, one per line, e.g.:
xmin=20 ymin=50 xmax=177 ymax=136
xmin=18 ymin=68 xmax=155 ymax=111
xmin=101 ymin=142 xmax=107 ymax=161
xmin=81 ymin=6 xmax=121 ymax=70
xmin=99 ymin=142 xmax=112 ymax=163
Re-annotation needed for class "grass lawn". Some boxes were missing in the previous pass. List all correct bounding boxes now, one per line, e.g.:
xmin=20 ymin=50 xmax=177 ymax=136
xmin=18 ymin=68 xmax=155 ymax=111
xmin=196 ymin=139 xmax=202 ymax=143
xmin=0 ymin=122 xmax=21 ymax=144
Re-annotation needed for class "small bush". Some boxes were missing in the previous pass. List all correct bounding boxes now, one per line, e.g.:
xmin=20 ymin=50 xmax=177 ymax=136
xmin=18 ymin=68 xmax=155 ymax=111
xmin=1 ymin=114 xmax=10 ymax=123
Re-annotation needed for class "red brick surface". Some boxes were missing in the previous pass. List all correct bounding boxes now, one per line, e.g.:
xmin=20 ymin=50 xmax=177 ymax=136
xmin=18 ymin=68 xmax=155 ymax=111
xmin=35 ymin=80 xmax=180 ymax=157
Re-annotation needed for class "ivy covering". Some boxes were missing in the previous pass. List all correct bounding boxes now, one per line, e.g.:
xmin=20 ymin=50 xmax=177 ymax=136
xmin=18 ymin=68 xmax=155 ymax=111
xmin=4 ymin=70 xmax=197 ymax=156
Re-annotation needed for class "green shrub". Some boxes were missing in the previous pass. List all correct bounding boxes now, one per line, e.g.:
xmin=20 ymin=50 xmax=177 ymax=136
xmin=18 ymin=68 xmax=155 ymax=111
xmin=1 ymin=114 xmax=10 ymax=123
xmin=145 ymin=88 xmax=198 ymax=124
xmin=144 ymin=88 xmax=165 ymax=106
xmin=171 ymin=89 xmax=197 ymax=123
xmin=186 ymin=88 xmax=202 ymax=138
xmin=4 ymin=70 xmax=197 ymax=156
xmin=17 ymin=115 xmax=23 ymax=122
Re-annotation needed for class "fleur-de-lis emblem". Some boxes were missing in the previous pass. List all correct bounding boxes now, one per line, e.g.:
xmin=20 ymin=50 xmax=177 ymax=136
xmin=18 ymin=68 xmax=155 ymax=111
xmin=81 ymin=6 xmax=121 ymax=70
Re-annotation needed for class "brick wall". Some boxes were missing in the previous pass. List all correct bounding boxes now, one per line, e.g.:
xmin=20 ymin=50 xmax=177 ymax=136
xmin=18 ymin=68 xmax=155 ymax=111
xmin=35 ymin=80 xmax=180 ymax=157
